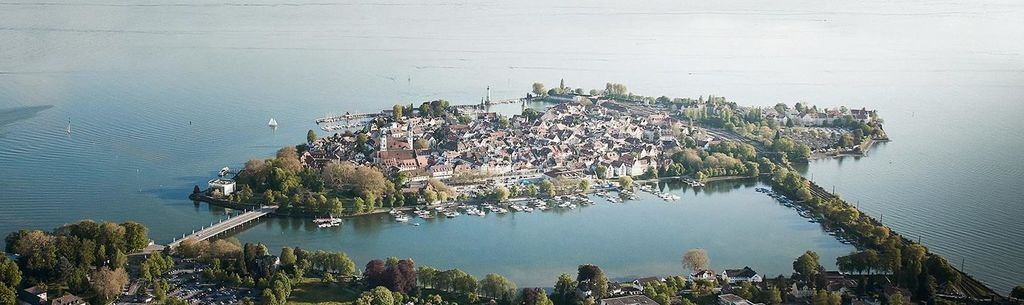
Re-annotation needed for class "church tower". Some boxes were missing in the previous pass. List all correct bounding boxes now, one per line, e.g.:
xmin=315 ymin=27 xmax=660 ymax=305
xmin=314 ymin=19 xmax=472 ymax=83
xmin=379 ymin=134 xmax=387 ymax=151
xmin=407 ymin=123 xmax=415 ymax=149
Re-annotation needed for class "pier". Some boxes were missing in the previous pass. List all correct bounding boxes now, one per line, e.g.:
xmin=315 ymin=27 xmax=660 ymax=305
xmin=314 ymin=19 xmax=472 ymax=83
xmin=315 ymin=112 xmax=382 ymax=124
xmin=167 ymin=206 xmax=276 ymax=248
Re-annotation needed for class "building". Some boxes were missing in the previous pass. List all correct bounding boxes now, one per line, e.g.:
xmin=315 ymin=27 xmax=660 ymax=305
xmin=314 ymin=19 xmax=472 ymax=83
xmin=600 ymin=295 xmax=659 ymax=305
xmin=17 ymin=285 xmax=46 ymax=305
xmin=718 ymin=294 xmax=760 ymax=305
xmin=883 ymin=285 xmax=913 ymax=303
xmin=689 ymin=269 xmax=717 ymax=281
xmin=722 ymin=267 xmax=763 ymax=283
xmin=208 ymin=178 xmax=236 ymax=196
xmin=50 ymin=294 xmax=88 ymax=305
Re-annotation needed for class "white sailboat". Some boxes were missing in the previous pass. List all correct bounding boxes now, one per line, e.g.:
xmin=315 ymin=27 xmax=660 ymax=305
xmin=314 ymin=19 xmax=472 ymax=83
xmin=66 ymin=119 xmax=71 ymax=134
xmin=268 ymin=118 xmax=278 ymax=128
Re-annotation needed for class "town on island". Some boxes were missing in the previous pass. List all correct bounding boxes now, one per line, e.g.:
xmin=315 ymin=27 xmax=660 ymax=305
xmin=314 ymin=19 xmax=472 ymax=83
xmin=2 ymin=81 xmax=1019 ymax=305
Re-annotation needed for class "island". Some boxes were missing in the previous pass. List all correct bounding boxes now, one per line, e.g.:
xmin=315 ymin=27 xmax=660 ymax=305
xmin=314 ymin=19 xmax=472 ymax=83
xmin=193 ymin=81 xmax=887 ymax=220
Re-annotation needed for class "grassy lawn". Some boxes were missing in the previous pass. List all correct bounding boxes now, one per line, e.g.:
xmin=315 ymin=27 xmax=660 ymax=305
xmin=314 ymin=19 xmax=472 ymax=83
xmin=287 ymin=277 xmax=361 ymax=305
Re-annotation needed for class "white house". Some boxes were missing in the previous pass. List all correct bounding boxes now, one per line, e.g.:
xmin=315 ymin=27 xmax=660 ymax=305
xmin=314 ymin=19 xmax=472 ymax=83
xmin=208 ymin=178 xmax=236 ymax=196
xmin=689 ymin=270 xmax=717 ymax=281
xmin=722 ymin=266 xmax=763 ymax=283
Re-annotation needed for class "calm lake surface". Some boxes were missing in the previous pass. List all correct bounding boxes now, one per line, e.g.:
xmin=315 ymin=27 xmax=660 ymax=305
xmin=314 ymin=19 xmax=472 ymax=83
xmin=1 ymin=0 xmax=1021 ymax=292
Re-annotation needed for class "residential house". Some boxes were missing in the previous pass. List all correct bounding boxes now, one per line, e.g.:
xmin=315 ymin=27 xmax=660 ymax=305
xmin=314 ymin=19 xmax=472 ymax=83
xmin=50 ymin=294 xmax=88 ymax=305
xmin=722 ymin=267 xmax=763 ymax=284
xmin=689 ymin=270 xmax=717 ymax=281
xmin=17 ymin=286 xmax=46 ymax=305
xmin=600 ymin=295 xmax=659 ymax=305
xmin=791 ymin=282 xmax=814 ymax=299
xmin=883 ymin=285 xmax=912 ymax=304
xmin=823 ymin=271 xmax=857 ymax=294
xmin=718 ymin=294 xmax=761 ymax=305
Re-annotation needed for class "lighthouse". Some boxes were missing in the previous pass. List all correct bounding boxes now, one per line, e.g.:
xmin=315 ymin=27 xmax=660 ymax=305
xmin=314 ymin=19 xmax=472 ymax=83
xmin=486 ymin=86 xmax=491 ymax=104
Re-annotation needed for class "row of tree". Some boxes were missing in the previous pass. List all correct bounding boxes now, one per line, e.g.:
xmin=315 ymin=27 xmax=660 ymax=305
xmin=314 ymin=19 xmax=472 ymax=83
xmin=766 ymin=159 xmax=979 ymax=304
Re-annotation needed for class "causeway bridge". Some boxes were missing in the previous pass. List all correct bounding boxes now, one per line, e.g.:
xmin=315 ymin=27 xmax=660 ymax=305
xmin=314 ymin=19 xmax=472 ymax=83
xmin=167 ymin=206 xmax=276 ymax=248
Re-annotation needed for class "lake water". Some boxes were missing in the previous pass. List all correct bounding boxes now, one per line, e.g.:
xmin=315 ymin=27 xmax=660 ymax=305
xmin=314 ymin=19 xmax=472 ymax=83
xmin=1 ymin=0 xmax=1021 ymax=293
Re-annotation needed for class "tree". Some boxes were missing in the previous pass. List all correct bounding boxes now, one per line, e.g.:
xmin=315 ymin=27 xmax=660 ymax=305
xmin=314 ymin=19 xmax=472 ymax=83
xmin=595 ymin=165 xmax=608 ymax=179
xmin=92 ymin=267 xmax=129 ymax=304
xmin=323 ymin=162 xmax=392 ymax=198
xmin=523 ymin=108 xmax=541 ymax=122
xmin=735 ymin=281 xmax=755 ymax=300
xmin=576 ymin=265 xmax=608 ymax=298
xmin=794 ymin=251 xmax=821 ymax=281
xmin=811 ymin=290 xmax=828 ymax=305
xmin=494 ymin=187 xmax=510 ymax=202
xmin=393 ymin=105 xmax=404 ymax=121
xmin=773 ymin=103 xmax=789 ymax=114
xmin=370 ymin=286 xmax=395 ymax=305
xmin=682 ymin=249 xmax=710 ymax=272
xmin=1011 ymin=286 xmax=1024 ymax=299
xmin=365 ymin=259 xmax=388 ymax=288
xmin=552 ymin=273 xmax=577 ymax=305
xmin=539 ymin=180 xmax=555 ymax=197
xmin=423 ymin=189 xmax=438 ymax=204
xmin=499 ymin=116 xmax=511 ymax=128
xmin=414 ymin=138 xmax=429 ymax=149
xmin=920 ymin=275 xmax=937 ymax=305
xmin=578 ymin=179 xmax=590 ymax=193
xmin=261 ymin=288 xmax=277 ymax=305
xmin=112 ymin=249 xmax=128 ymax=268
xmin=121 ymin=221 xmax=149 ymax=252
xmin=354 ymin=197 xmax=366 ymax=214
xmin=517 ymin=288 xmax=553 ymax=305
xmin=889 ymin=292 xmax=905 ymax=305
xmin=280 ymin=247 xmax=297 ymax=267
xmin=0 ymin=257 xmax=20 ymax=288
xmin=0 ymin=285 xmax=15 ymax=305
xmin=307 ymin=129 xmax=318 ymax=143
xmin=618 ymin=176 xmax=633 ymax=189
xmin=765 ymin=287 xmax=782 ymax=305
xmin=153 ymin=279 xmax=169 ymax=302
xmin=479 ymin=273 xmax=517 ymax=301
xmin=533 ymin=83 xmax=546 ymax=97
xmin=925 ymin=255 xmax=961 ymax=286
